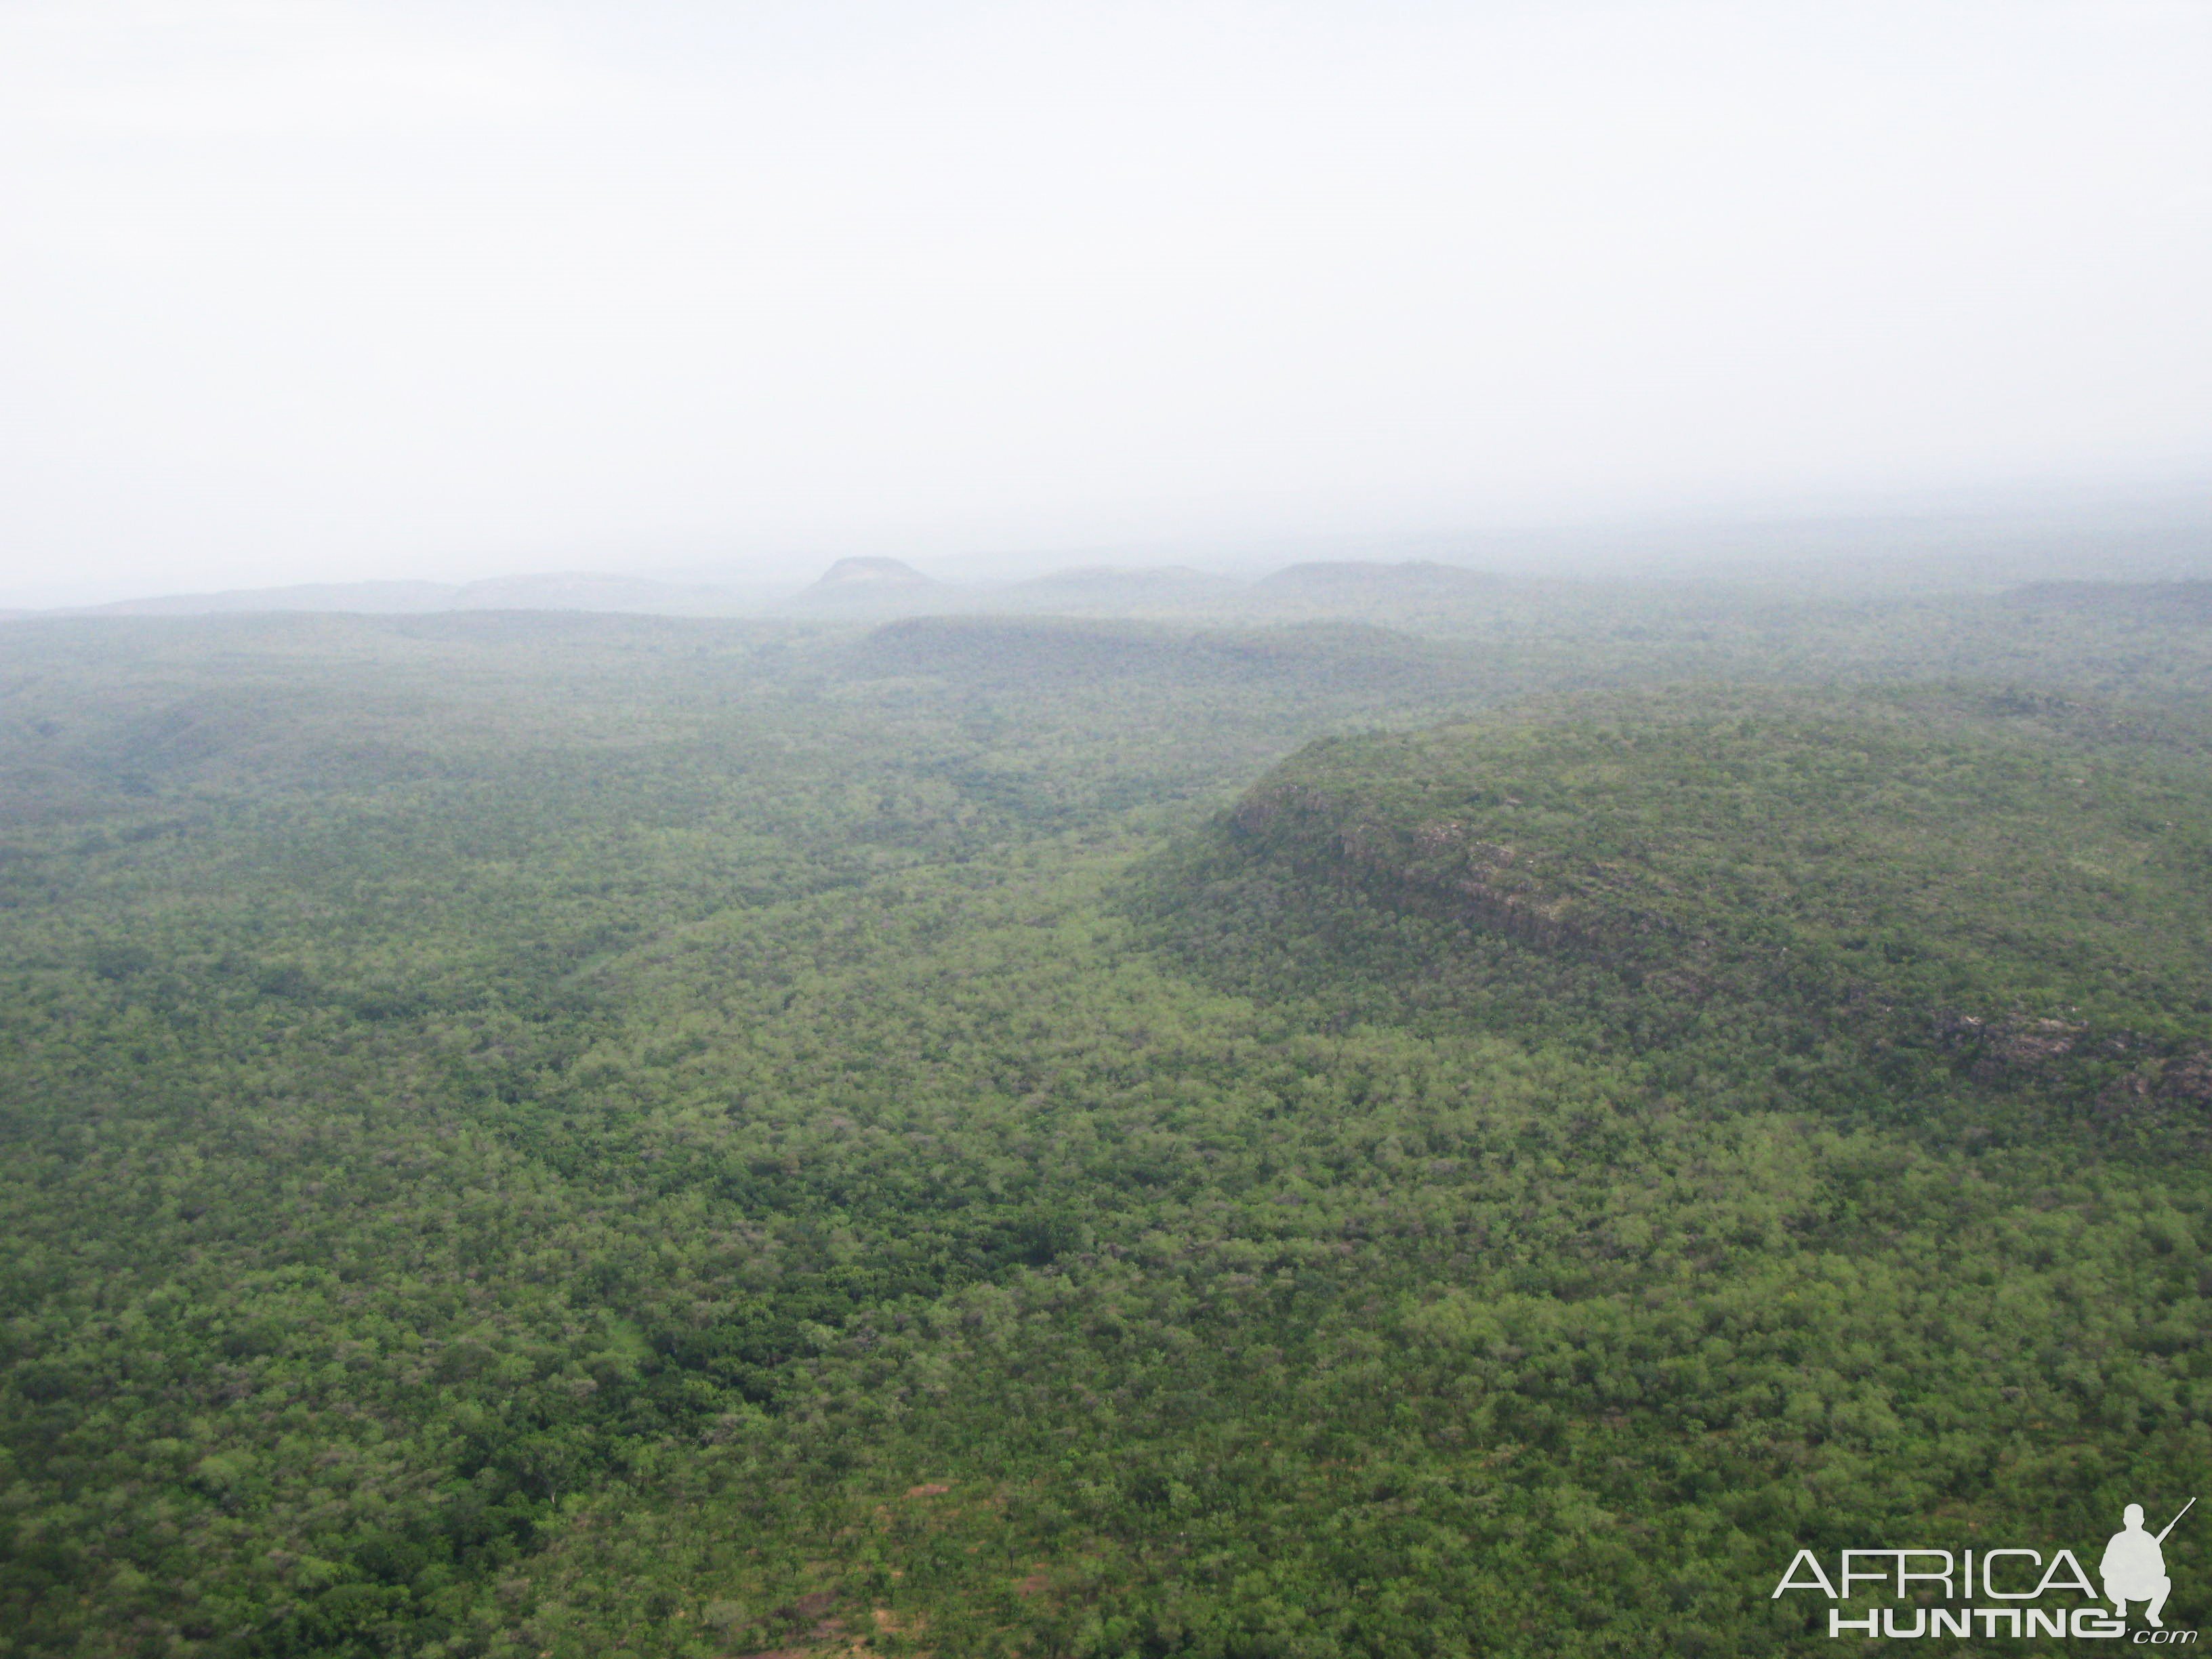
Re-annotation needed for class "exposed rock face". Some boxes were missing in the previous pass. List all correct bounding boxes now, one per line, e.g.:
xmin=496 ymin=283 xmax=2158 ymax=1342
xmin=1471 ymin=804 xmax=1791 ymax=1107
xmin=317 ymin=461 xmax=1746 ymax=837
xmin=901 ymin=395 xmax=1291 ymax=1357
xmin=2164 ymin=1050 xmax=2212 ymax=1105
xmin=1225 ymin=782 xmax=1638 ymax=962
xmin=2097 ymin=1047 xmax=2212 ymax=1119
xmin=1936 ymin=1015 xmax=2087 ymax=1082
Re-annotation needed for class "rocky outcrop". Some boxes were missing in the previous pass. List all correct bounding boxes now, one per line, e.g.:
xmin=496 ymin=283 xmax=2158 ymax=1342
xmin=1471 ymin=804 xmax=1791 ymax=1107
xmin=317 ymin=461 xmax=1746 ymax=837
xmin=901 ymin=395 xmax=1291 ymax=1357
xmin=1226 ymin=783 xmax=1652 ymax=964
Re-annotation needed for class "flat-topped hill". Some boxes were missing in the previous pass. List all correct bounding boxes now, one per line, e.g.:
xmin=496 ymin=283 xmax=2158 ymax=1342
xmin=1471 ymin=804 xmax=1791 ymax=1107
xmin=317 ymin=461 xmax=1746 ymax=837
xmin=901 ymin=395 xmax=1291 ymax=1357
xmin=848 ymin=613 xmax=1452 ymax=689
xmin=785 ymin=555 xmax=945 ymax=609
xmin=1154 ymin=688 xmax=2212 ymax=1121
xmin=808 ymin=554 xmax=937 ymax=590
xmin=1258 ymin=558 xmax=1498 ymax=593
xmin=2001 ymin=579 xmax=2212 ymax=620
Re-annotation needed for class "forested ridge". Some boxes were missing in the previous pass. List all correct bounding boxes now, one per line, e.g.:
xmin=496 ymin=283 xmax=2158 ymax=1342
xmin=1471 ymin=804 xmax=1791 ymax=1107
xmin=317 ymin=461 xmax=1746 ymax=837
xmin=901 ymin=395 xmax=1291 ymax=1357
xmin=4 ymin=594 xmax=2212 ymax=1657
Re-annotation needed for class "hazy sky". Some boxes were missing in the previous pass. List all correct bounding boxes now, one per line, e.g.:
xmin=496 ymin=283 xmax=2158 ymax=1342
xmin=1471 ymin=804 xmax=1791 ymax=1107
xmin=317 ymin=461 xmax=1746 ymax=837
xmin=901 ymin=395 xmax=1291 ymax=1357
xmin=2 ymin=1 xmax=2208 ymax=602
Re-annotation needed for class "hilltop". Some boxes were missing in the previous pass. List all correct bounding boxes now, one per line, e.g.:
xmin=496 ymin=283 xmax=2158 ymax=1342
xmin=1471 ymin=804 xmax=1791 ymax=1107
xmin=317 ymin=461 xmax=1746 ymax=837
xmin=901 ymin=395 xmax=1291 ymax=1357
xmin=796 ymin=554 xmax=938 ymax=594
xmin=1149 ymin=687 xmax=2212 ymax=1128
xmin=1257 ymin=558 xmax=1499 ymax=595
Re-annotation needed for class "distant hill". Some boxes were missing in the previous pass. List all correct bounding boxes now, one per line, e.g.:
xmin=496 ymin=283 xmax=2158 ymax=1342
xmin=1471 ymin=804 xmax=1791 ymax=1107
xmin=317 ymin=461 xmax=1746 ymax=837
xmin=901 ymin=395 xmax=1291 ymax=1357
xmin=991 ymin=565 xmax=1243 ymax=613
xmin=806 ymin=556 xmax=937 ymax=592
xmin=2000 ymin=579 xmax=2212 ymax=619
xmin=1258 ymin=559 xmax=1499 ymax=595
xmin=1151 ymin=687 xmax=2212 ymax=1113
xmin=446 ymin=573 xmax=752 ymax=614
xmin=771 ymin=555 xmax=954 ymax=618
xmin=70 ymin=580 xmax=459 ymax=617
xmin=849 ymin=615 xmax=1458 ymax=693
xmin=10 ymin=573 xmax=769 ymax=621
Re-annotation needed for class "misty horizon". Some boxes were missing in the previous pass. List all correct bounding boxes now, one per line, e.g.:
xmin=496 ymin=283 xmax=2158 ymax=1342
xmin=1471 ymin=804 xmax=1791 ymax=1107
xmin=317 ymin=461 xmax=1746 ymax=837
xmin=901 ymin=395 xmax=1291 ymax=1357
xmin=4 ymin=2 xmax=2209 ymax=606
xmin=9 ymin=482 xmax=2212 ymax=617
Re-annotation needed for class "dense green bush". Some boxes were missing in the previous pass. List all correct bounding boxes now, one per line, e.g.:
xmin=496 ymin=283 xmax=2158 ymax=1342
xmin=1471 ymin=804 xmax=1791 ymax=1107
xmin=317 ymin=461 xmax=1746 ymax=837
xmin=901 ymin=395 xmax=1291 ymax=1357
xmin=3 ymin=602 xmax=2210 ymax=1656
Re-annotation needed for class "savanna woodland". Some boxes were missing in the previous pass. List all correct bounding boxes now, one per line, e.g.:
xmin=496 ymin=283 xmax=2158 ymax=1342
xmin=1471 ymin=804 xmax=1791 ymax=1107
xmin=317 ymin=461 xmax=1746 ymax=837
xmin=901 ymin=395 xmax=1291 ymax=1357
xmin=7 ymin=569 xmax=2212 ymax=1658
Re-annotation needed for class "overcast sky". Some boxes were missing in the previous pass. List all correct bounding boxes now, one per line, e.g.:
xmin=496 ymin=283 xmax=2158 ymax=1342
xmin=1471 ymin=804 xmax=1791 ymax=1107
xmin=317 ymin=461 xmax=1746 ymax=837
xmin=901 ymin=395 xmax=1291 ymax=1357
xmin=2 ymin=1 xmax=2208 ymax=603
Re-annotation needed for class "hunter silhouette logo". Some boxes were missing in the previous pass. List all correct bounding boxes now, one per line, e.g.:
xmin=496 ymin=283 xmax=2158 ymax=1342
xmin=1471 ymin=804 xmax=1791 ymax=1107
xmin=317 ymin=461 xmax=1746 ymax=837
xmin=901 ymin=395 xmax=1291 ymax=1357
xmin=2105 ymin=1499 xmax=2193 ymax=1629
xmin=1774 ymin=1498 xmax=2198 ymax=1641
